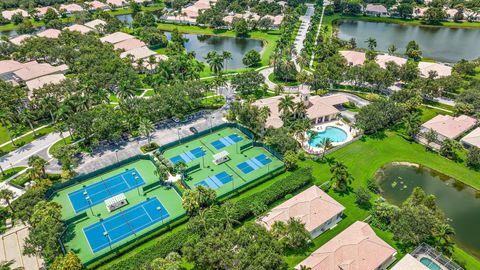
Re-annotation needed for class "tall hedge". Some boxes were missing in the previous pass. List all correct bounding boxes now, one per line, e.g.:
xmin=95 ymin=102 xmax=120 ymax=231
xmin=103 ymin=167 xmax=313 ymax=270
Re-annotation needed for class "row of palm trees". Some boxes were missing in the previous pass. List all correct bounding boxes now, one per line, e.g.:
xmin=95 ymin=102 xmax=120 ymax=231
xmin=204 ymin=51 xmax=233 ymax=75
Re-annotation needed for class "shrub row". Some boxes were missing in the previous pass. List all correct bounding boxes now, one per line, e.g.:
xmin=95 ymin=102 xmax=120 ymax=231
xmin=103 ymin=167 xmax=314 ymax=270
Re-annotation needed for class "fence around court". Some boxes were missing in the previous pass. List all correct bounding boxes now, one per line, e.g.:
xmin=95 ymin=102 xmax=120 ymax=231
xmin=45 ymin=155 xmax=155 ymax=199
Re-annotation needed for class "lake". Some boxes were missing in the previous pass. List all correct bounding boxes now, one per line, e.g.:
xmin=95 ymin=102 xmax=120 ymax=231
xmin=337 ymin=20 xmax=480 ymax=63
xmin=164 ymin=32 xmax=264 ymax=69
xmin=377 ymin=163 xmax=480 ymax=258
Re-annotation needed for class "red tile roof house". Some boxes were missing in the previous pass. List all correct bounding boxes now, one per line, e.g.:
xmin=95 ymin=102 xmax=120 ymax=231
xmin=0 ymin=60 xmax=36 ymax=81
xmin=460 ymin=127 xmax=480 ymax=149
xmin=59 ymin=3 xmax=84 ymax=15
xmin=100 ymin=31 xmax=135 ymax=44
xmin=252 ymin=92 xmax=349 ymax=128
xmin=365 ymin=4 xmax=389 ymax=17
xmin=35 ymin=7 xmax=58 ymax=18
xmin=1 ymin=9 xmax=29 ymax=21
xmin=9 ymin=34 xmax=33 ymax=46
xmin=419 ymin=114 xmax=476 ymax=148
xmin=64 ymin=24 xmax=94 ymax=34
xmin=295 ymin=221 xmax=397 ymax=270
xmin=257 ymin=186 xmax=345 ymax=238
xmin=107 ymin=0 xmax=128 ymax=9
xmin=86 ymin=1 xmax=111 ymax=11
xmin=37 ymin=29 xmax=62 ymax=39
xmin=12 ymin=62 xmax=68 ymax=83
xmin=84 ymin=19 xmax=107 ymax=30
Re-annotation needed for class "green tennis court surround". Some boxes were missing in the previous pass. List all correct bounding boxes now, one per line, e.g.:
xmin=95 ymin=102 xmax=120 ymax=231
xmin=162 ymin=127 xmax=284 ymax=198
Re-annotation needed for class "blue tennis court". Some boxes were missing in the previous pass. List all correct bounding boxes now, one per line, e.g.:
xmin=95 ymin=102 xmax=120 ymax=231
xmin=83 ymin=197 xmax=169 ymax=253
xmin=68 ymin=169 xmax=144 ymax=213
xmin=236 ymin=154 xmax=272 ymax=174
xmin=211 ymin=134 xmax=243 ymax=150
xmin=170 ymin=147 xmax=205 ymax=164
xmin=194 ymin=171 xmax=233 ymax=189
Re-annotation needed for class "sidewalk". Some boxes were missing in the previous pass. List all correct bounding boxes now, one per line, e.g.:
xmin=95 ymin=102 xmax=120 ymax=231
xmin=0 ymin=124 xmax=51 ymax=148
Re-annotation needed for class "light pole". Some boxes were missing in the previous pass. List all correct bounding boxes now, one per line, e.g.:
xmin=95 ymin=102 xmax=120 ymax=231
xmin=157 ymin=206 xmax=164 ymax=225
xmin=177 ymin=127 xmax=181 ymax=143
xmin=104 ymin=231 xmax=112 ymax=250
xmin=210 ymin=116 xmax=215 ymax=131
xmin=134 ymin=176 xmax=140 ymax=195
xmin=114 ymin=149 xmax=119 ymax=163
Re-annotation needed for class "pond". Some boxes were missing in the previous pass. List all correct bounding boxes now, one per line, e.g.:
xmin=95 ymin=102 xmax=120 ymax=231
xmin=164 ymin=32 xmax=264 ymax=69
xmin=337 ymin=20 xmax=480 ymax=63
xmin=376 ymin=163 xmax=480 ymax=258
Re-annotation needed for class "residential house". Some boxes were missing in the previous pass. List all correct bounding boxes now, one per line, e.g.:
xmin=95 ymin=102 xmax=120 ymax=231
xmin=418 ymin=62 xmax=452 ymax=78
xmin=1 ymin=9 xmax=28 ymax=21
xmin=257 ymin=186 xmax=345 ymax=238
xmin=365 ymin=4 xmax=389 ymax=16
xmin=84 ymin=19 xmax=107 ymax=30
xmin=35 ymin=7 xmax=57 ymax=18
xmin=100 ymin=31 xmax=135 ymax=44
xmin=114 ymin=38 xmax=146 ymax=51
xmin=419 ymin=114 xmax=476 ymax=146
xmin=25 ymin=74 xmax=66 ymax=91
xmin=9 ymin=34 xmax=33 ymax=46
xmin=460 ymin=127 xmax=480 ymax=148
xmin=340 ymin=50 xmax=366 ymax=66
xmin=375 ymin=54 xmax=407 ymax=68
xmin=12 ymin=62 xmax=68 ymax=83
xmin=60 ymin=3 xmax=84 ymax=14
xmin=295 ymin=221 xmax=396 ymax=270
xmin=86 ymin=0 xmax=111 ymax=11
xmin=106 ymin=0 xmax=128 ymax=8
xmin=0 ymin=60 xmax=34 ymax=81
xmin=64 ymin=24 xmax=94 ymax=34
xmin=252 ymin=92 xmax=349 ymax=128
xmin=37 ymin=29 xmax=62 ymax=39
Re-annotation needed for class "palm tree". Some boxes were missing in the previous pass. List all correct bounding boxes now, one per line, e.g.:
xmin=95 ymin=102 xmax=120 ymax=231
xmin=403 ymin=112 xmax=421 ymax=138
xmin=293 ymin=102 xmax=307 ymax=119
xmin=138 ymin=118 xmax=154 ymax=142
xmin=425 ymin=129 xmax=438 ymax=149
xmin=433 ymin=223 xmax=455 ymax=255
xmin=330 ymin=161 xmax=351 ymax=192
xmin=0 ymin=189 xmax=15 ymax=213
xmin=365 ymin=37 xmax=377 ymax=51
xmin=278 ymin=95 xmax=295 ymax=116
xmin=116 ymin=81 xmax=136 ymax=101
xmin=317 ymin=138 xmax=333 ymax=159
xmin=28 ymin=155 xmax=48 ymax=179
xmin=147 ymin=55 xmax=157 ymax=72
xmin=204 ymin=51 xmax=224 ymax=75
xmin=388 ymin=44 xmax=397 ymax=55
xmin=299 ymin=266 xmax=311 ymax=270
xmin=222 ymin=51 xmax=232 ymax=71
xmin=19 ymin=108 xmax=37 ymax=137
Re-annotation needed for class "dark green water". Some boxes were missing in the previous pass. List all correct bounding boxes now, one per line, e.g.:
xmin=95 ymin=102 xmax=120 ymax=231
xmin=377 ymin=164 xmax=480 ymax=259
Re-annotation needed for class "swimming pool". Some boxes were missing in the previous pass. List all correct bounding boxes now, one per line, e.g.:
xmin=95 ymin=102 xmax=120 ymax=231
xmin=308 ymin=126 xmax=348 ymax=147
xmin=420 ymin=257 xmax=442 ymax=270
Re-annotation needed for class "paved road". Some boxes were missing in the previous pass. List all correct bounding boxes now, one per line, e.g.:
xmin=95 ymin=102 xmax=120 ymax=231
xmin=0 ymin=132 xmax=62 ymax=171
xmin=293 ymin=4 xmax=315 ymax=71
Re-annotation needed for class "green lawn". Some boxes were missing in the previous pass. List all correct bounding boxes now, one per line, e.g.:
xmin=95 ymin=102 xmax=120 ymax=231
xmin=0 ymin=125 xmax=56 ymax=155
xmin=161 ymin=127 xmax=284 ymax=198
xmin=0 ymin=167 xmax=26 ymax=182
xmin=50 ymin=158 xmax=185 ymax=264
xmin=48 ymin=135 xmax=75 ymax=155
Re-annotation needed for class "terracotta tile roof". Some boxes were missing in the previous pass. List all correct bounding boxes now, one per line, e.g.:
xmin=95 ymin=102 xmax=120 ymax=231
xmin=25 ymin=74 xmax=66 ymax=90
xmin=376 ymin=54 xmax=407 ymax=68
xmin=64 ymin=24 xmax=94 ymax=34
xmin=340 ymin=50 xmax=366 ymax=66
xmin=35 ymin=7 xmax=57 ymax=17
xmin=295 ymin=221 xmax=396 ymax=270
xmin=461 ymin=127 xmax=480 ymax=148
xmin=106 ymin=0 xmax=127 ymax=7
xmin=391 ymin=254 xmax=429 ymax=270
xmin=418 ymin=62 xmax=452 ymax=78
xmin=114 ymin=38 xmax=146 ymax=51
xmin=2 ymin=9 xmax=28 ymax=20
xmin=100 ymin=31 xmax=135 ymax=44
xmin=0 ymin=60 xmax=27 ymax=75
xmin=13 ymin=62 xmax=68 ymax=81
xmin=120 ymin=46 xmax=157 ymax=61
xmin=87 ymin=0 xmax=110 ymax=10
xmin=60 ymin=3 xmax=84 ymax=13
xmin=422 ymin=114 xmax=476 ymax=139
xmin=9 ymin=34 xmax=33 ymax=46
xmin=257 ymin=186 xmax=345 ymax=233
xmin=366 ymin=4 xmax=388 ymax=13
xmin=84 ymin=19 xmax=107 ymax=29
xmin=252 ymin=94 xmax=347 ymax=128
xmin=37 ymin=29 xmax=61 ymax=39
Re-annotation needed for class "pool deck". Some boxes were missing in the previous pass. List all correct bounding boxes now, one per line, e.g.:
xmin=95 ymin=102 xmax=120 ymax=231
xmin=302 ymin=120 xmax=360 ymax=154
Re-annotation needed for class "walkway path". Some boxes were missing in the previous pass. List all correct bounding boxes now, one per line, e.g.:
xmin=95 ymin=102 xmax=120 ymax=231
xmin=309 ymin=4 xmax=326 ymax=68
xmin=293 ymin=4 xmax=315 ymax=71
xmin=0 ymin=124 xmax=51 ymax=148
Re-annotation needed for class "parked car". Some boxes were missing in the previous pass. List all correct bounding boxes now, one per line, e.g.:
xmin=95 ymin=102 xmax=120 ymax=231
xmin=189 ymin=127 xmax=198 ymax=134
